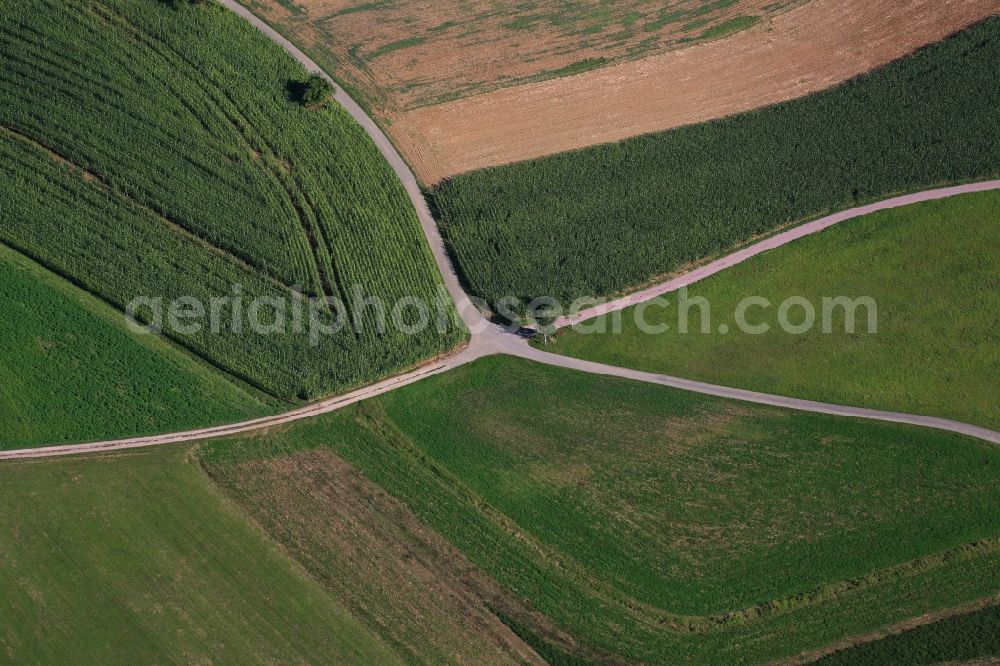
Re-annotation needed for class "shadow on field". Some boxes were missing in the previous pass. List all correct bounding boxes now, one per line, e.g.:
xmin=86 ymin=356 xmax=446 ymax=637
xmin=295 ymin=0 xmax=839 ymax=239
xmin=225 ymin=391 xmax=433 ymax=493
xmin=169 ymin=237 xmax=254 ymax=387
xmin=284 ymin=79 xmax=309 ymax=104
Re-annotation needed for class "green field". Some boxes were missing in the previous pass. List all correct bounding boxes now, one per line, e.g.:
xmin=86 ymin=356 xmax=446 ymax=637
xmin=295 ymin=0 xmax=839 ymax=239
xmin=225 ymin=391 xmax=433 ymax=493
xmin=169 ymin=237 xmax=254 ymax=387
xmin=0 ymin=0 xmax=465 ymax=403
xmin=203 ymin=447 xmax=544 ymax=665
xmin=427 ymin=17 xmax=1000 ymax=309
xmin=201 ymin=355 xmax=1000 ymax=663
xmin=0 ymin=446 xmax=399 ymax=663
xmin=543 ymin=191 xmax=1000 ymax=429
xmin=0 ymin=244 xmax=274 ymax=448
xmin=816 ymin=602 xmax=1000 ymax=665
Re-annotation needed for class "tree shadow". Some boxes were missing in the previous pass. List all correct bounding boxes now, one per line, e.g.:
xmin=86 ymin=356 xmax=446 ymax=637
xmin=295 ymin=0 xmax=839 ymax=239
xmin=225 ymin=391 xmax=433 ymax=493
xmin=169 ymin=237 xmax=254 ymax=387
xmin=285 ymin=79 xmax=309 ymax=105
xmin=156 ymin=0 xmax=207 ymax=8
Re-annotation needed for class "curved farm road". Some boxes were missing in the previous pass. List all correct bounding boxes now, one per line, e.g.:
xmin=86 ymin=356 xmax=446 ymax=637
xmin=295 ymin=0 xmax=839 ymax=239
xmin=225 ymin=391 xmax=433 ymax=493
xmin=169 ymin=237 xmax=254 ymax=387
xmin=218 ymin=0 xmax=484 ymax=333
xmin=3 ymin=5 xmax=996 ymax=460
xmin=556 ymin=179 xmax=1000 ymax=328
xmin=2 ymin=325 xmax=997 ymax=460
xmin=514 ymin=344 xmax=1000 ymax=444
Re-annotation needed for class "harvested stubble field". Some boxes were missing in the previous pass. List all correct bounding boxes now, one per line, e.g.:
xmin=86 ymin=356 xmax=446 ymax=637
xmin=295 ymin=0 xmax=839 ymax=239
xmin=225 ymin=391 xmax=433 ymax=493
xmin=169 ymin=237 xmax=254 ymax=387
xmin=0 ymin=0 xmax=465 ymax=406
xmin=239 ymin=0 xmax=801 ymax=112
xmin=239 ymin=0 xmax=998 ymax=184
xmin=544 ymin=191 xmax=1000 ymax=430
xmin=428 ymin=17 xmax=1000 ymax=309
xmin=202 ymin=355 xmax=1000 ymax=664
xmin=401 ymin=0 xmax=1000 ymax=182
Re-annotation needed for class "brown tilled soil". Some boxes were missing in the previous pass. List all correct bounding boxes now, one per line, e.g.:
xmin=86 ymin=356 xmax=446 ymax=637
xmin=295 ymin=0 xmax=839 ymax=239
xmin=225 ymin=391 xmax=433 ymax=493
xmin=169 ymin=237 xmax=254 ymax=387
xmin=247 ymin=0 xmax=801 ymax=112
xmin=204 ymin=448 xmax=588 ymax=665
xmin=393 ymin=0 xmax=999 ymax=183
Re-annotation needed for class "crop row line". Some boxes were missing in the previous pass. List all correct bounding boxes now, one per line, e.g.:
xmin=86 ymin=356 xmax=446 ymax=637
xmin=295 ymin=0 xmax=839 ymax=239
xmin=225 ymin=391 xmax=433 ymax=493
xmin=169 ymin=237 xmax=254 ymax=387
xmin=0 ymin=124 xmax=300 ymax=299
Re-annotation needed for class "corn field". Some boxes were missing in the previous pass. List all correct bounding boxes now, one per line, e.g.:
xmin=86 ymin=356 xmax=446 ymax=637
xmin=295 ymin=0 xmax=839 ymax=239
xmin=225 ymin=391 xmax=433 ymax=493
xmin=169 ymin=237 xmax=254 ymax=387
xmin=0 ymin=0 xmax=465 ymax=401
xmin=428 ymin=17 xmax=1000 ymax=309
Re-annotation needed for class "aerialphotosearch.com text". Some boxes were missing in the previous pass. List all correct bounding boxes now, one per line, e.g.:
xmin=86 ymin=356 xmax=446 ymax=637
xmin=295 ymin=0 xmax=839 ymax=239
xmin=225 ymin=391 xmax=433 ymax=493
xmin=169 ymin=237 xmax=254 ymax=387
xmin=124 ymin=284 xmax=877 ymax=344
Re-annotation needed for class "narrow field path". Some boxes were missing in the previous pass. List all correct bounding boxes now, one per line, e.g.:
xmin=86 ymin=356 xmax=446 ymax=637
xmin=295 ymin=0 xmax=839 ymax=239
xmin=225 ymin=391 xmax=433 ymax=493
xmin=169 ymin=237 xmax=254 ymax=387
xmin=556 ymin=179 xmax=1000 ymax=328
xmin=218 ymin=0 xmax=484 ymax=333
xmin=2 ymin=327 xmax=997 ymax=461
xmin=5 ymin=4 xmax=996 ymax=460
xmin=0 ymin=352 xmax=459 ymax=460
xmin=514 ymin=344 xmax=1000 ymax=444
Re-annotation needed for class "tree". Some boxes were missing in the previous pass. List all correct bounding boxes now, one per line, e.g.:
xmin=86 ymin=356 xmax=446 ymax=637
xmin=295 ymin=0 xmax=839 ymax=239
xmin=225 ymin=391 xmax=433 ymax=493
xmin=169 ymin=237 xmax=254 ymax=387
xmin=300 ymin=75 xmax=334 ymax=109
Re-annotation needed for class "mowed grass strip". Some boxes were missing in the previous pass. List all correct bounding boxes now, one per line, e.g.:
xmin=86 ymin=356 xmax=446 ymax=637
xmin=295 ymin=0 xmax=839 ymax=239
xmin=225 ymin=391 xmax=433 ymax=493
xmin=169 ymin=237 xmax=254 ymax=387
xmin=202 ymin=355 xmax=1000 ymax=663
xmin=427 ymin=17 xmax=1000 ymax=308
xmin=0 ymin=244 xmax=274 ymax=448
xmin=0 ymin=0 xmax=465 ymax=403
xmin=544 ymin=190 xmax=1000 ymax=429
xmin=0 ymin=446 xmax=401 ymax=664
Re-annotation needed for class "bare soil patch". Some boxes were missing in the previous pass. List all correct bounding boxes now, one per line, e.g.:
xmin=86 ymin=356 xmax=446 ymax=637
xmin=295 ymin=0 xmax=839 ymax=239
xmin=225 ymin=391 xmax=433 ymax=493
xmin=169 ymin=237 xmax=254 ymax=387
xmin=205 ymin=448 xmax=572 ymax=664
xmin=245 ymin=0 xmax=798 ymax=112
xmin=394 ymin=0 xmax=999 ymax=183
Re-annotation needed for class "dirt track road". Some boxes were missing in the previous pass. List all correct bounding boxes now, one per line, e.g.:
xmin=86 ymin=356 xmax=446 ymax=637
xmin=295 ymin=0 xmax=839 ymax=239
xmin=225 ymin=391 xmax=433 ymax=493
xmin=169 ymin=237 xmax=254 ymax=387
xmin=3 ymin=3 xmax=995 ymax=461
xmin=2 ymin=323 xmax=996 ymax=461
xmin=556 ymin=180 xmax=1000 ymax=328
xmin=219 ymin=0 xmax=484 ymax=333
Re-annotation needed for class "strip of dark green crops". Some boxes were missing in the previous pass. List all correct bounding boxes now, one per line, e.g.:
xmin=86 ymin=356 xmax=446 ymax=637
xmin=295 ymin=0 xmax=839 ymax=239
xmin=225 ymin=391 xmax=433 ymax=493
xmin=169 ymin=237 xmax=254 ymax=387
xmin=428 ymin=17 xmax=1000 ymax=308
xmin=815 ymin=603 xmax=1000 ymax=665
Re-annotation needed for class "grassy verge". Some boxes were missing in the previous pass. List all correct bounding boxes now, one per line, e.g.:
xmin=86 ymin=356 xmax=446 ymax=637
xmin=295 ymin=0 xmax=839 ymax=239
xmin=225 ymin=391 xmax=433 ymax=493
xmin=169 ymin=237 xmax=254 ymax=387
xmin=201 ymin=355 xmax=1000 ymax=663
xmin=427 ymin=17 xmax=1000 ymax=308
xmin=0 ymin=244 xmax=275 ymax=448
xmin=0 ymin=446 xmax=399 ymax=663
xmin=542 ymin=190 xmax=1000 ymax=429
xmin=0 ymin=0 xmax=465 ymax=403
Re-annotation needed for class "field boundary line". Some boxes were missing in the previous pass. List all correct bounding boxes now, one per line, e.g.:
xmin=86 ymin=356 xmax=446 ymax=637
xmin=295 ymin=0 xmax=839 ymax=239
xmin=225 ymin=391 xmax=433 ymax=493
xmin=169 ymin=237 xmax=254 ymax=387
xmin=516 ymin=344 xmax=1000 ymax=444
xmin=0 ymin=238 xmax=283 ymax=406
xmin=780 ymin=593 xmax=1000 ymax=665
xmin=0 ymin=124 xmax=300 ymax=295
xmin=555 ymin=179 xmax=1000 ymax=328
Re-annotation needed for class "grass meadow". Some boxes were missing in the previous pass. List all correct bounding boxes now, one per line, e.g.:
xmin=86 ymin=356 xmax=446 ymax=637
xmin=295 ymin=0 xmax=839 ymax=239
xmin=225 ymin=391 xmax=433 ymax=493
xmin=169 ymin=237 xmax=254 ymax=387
xmin=0 ymin=446 xmax=399 ymax=663
xmin=544 ymin=190 xmax=1000 ymax=429
xmin=203 ymin=446 xmax=545 ymax=665
xmin=201 ymin=355 xmax=1000 ymax=663
xmin=0 ymin=0 xmax=465 ymax=405
xmin=0 ymin=244 xmax=275 ymax=448
xmin=428 ymin=17 xmax=1000 ymax=309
